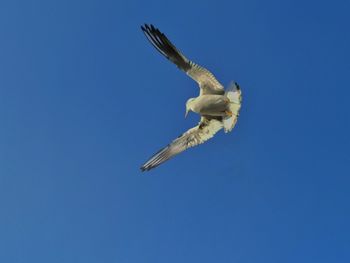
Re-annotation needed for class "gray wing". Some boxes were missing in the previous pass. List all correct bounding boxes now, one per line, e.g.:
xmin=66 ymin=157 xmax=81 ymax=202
xmin=141 ymin=118 xmax=223 ymax=171
xmin=141 ymin=24 xmax=225 ymax=95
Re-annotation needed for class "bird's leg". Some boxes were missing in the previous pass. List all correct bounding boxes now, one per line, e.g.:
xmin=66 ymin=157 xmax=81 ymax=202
xmin=225 ymin=110 xmax=233 ymax=117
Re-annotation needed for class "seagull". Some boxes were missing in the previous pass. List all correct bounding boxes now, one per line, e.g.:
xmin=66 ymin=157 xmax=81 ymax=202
xmin=140 ymin=24 xmax=242 ymax=171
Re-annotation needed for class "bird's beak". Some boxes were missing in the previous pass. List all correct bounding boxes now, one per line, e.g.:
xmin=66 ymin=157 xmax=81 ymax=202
xmin=185 ymin=109 xmax=189 ymax=118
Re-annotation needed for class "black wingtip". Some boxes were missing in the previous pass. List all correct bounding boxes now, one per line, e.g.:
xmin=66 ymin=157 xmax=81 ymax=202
xmin=141 ymin=23 xmax=152 ymax=28
xmin=141 ymin=24 xmax=161 ymax=35
xmin=235 ymin=82 xmax=241 ymax=90
xmin=140 ymin=162 xmax=151 ymax=172
xmin=141 ymin=23 xmax=150 ymax=31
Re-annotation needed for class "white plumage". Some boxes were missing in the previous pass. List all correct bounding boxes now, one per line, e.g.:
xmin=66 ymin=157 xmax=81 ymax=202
xmin=140 ymin=24 xmax=242 ymax=171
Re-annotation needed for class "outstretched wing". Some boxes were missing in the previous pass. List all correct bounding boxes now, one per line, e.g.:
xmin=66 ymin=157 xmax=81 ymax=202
xmin=141 ymin=118 xmax=223 ymax=171
xmin=141 ymin=24 xmax=224 ymax=95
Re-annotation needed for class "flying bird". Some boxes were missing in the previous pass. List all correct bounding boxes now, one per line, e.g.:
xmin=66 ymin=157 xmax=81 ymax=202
xmin=140 ymin=24 xmax=242 ymax=171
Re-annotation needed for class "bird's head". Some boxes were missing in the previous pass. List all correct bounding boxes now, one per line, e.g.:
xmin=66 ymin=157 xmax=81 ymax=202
xmin=185 ymin=98 xmax=196 ymax=118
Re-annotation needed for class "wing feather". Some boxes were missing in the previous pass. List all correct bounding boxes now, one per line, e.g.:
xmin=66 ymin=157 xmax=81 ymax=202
xmin=141 ymin=24 xmax=224 ymax=95
xmin=141 ymin=118 xmax=223 ymax=171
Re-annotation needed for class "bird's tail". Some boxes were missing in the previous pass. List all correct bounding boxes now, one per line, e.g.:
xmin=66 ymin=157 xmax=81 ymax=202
xmin=223 ymin=82 xmax=242 ymax=133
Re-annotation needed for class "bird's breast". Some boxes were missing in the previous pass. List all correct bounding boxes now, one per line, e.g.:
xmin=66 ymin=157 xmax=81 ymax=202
xmin=193 ymin=95 xmax=228 ymax=115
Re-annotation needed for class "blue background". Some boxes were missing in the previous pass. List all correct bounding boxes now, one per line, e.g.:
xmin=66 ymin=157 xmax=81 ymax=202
xmin=1 ymin=0 xmax=349 ymax=262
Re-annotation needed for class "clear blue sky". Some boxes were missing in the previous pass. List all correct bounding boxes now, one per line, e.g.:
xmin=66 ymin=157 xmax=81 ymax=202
xmin=1 ymin=0 xmax=349 ymax=262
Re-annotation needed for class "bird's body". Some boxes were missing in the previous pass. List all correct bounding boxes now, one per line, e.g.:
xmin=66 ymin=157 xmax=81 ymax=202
xmin=140 ymin=24 xmax=242 ymax=171
xmin=188 ymin=95 xmax=230 ymax=117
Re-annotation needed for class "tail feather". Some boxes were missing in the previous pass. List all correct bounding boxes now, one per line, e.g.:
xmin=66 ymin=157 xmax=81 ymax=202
xmin=223 ymin=82 xmax=242 ymax=133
